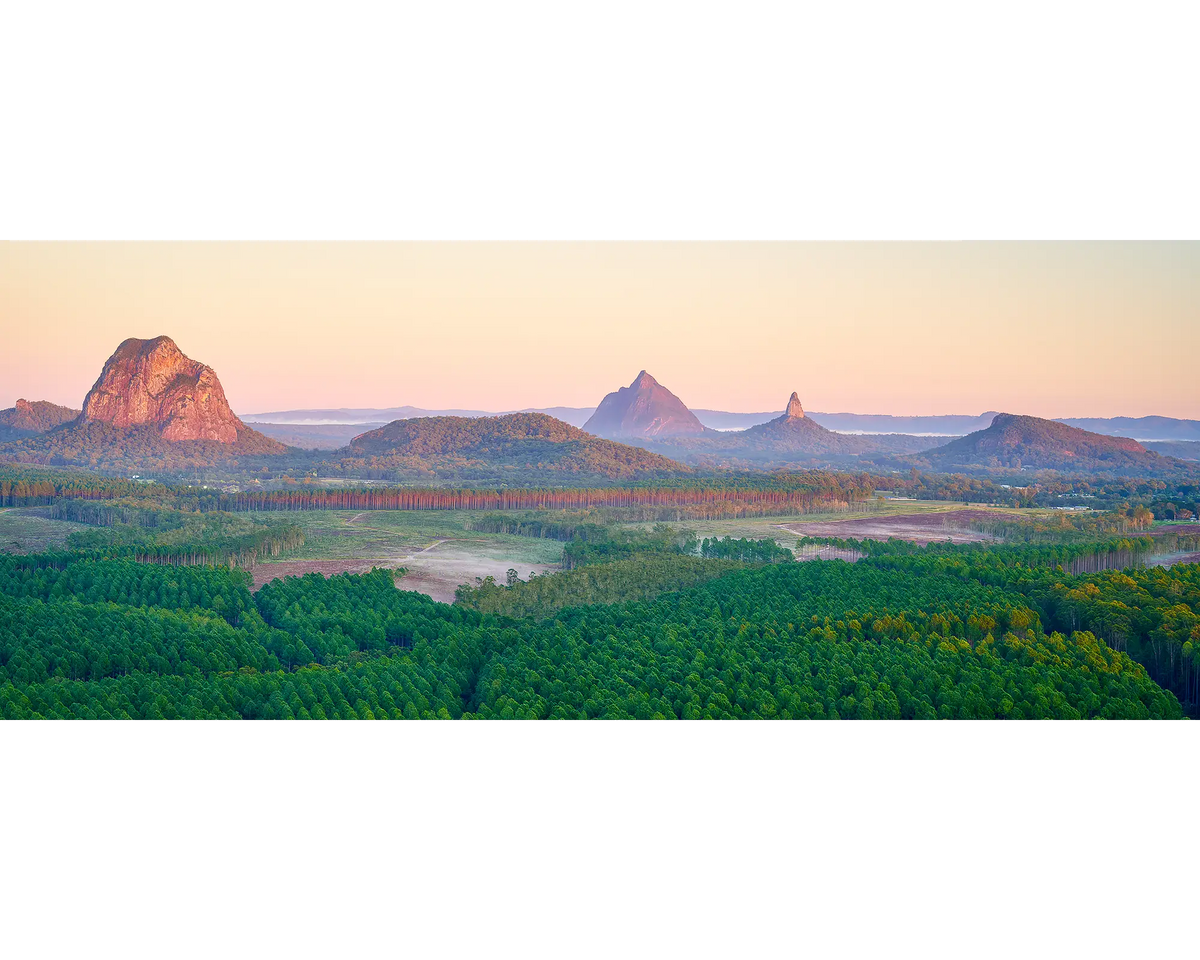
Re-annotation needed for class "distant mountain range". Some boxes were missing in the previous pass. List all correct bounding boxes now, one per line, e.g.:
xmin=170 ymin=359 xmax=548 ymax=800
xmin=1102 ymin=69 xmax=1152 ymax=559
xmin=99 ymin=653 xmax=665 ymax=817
xmin=6 ymin=345 xmax=1199 ymax=481
xmin=1143 ymin=440 xmax=1200 ymax=461
xmin=1053 ymin=417 xmax=1200 ymax=442
xmin=243 ymin=404 xmax=1200 ymax=443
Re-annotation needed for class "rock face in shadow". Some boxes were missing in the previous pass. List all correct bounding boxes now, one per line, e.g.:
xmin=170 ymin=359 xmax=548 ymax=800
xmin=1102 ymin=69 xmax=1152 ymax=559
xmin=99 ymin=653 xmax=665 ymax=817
xmin=583 ymin=371 xmax=710 ymax=439
xmin=0 ymin=399 xmax=79 ymax=440
xmin=81 ymin=336 xmax=248 ymax=443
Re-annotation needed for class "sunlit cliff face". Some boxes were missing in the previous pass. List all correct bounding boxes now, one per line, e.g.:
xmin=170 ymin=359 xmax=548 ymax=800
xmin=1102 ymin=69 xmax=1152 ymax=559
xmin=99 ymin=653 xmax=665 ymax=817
xmin=81 ymin=336 xmax=243 ymax=443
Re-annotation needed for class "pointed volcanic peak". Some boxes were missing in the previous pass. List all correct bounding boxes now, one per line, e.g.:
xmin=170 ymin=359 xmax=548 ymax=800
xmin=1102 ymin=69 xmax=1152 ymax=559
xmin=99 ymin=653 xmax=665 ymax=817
xmin=922 ymin=412 xmax=1171 ymax=472
xmin=736 ymin=392 xmax=861 ymax=453
xmin=583 ymin=371 xmax=709 ymax=439
xmin=79 ymin=336 xmax=282 ymax=449
xmin=0 ymin=399 xmax=80 ymax=440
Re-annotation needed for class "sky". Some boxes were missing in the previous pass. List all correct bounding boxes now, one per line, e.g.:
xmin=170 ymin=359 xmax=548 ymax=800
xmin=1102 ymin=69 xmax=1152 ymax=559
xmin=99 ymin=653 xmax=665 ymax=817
xmin=2 ymin=242 xmax=1197 ymax=419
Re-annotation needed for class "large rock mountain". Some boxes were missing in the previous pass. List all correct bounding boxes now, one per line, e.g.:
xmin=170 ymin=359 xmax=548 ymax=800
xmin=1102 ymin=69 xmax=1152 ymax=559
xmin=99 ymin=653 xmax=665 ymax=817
xmin=584 ymin=371 xmax=710 ymax=439
xmin=0 ymin=399 xmax=80 ymax=440
xmin=81 ymin=336 xmax=271 ymax=445
xmin=0 ymin=336 xmax=286 ymax=469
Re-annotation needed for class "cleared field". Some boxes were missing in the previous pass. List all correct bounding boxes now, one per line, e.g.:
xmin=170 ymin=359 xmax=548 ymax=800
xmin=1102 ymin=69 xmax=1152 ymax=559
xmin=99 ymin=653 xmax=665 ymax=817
xmin=251 ymin=509 xmax=564 ymax=600
xmin=619 ymin=501 xmax=1044 ymax=548
xmin=1147 ymin=521 xmax=1200 ymax=538
xmin=0 ymin=507 xmax=90 ymax=553
xmin=782 ymin=509 xmax=1003 ymax=545
xmin=1147 ymin=551 xmax=1200 ymax=568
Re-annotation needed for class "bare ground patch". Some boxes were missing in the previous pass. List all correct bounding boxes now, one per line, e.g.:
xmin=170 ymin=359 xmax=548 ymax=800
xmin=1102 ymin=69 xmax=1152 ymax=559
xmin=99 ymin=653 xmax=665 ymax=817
xmin=782 ymin=509 xmax=1001 ymax=545
xmin=1147 ymin=551 xmax=1200 ymax=568
xmin=252 ymin=537 xmax=560 ymax=603
xmin=391 ymin=541 xmax=560 ymax=604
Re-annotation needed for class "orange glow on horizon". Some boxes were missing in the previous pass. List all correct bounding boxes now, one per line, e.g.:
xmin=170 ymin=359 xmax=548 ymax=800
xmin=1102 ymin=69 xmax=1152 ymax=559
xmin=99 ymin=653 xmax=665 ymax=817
xmin=1 ymin=242 xmax=1197 ymax=419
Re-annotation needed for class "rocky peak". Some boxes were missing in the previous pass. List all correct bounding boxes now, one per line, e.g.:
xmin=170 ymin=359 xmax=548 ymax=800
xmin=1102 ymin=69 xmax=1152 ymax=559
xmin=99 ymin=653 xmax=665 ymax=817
xmin=784 ymin=392 xmax=805 ymax=418
xmin=80 ymin=336 xmax=245 ymax=443
xmin=0 ymin=398 xmax=80 ymax=434
xmin=583 ymin=370 xmax=708 ymax=439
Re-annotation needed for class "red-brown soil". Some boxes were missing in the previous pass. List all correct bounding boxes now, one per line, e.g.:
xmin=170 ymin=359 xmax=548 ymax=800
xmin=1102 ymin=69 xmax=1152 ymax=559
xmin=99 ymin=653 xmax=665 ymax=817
xmin=1145 ymin=524 xmax=1200 ymax=538
xmin=252 ymin=540 xmax=560 ymax=603
xmin=782 ymin=510 xmax=1001 ymax=545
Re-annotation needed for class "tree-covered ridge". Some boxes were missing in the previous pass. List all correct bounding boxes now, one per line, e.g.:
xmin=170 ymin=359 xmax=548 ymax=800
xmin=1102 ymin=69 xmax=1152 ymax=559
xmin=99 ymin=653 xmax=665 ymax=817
xmin=349 ymin=413 xmax=615 ymax=454
xmin=916 ymin=413 xmax=1190 ymax=476
xmin=0 ymin=400 xmax=80 ymax=441
xmin=0 ymin=421 xmax=287 ymax=472
xmin=331 ymin=413 xmax=689 ymax=481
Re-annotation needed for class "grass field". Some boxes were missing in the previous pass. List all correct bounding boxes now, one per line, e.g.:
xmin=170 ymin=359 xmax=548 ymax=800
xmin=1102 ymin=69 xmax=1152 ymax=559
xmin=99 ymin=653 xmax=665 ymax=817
xmin=252 ymin=510 xmax=565 ymax=600
xmin=0 ymin=499 xmax=1074 ymax=601
xmin=0 ymin=508 xmax=90 ymax=553
xmin=263 ymin=509 xmax=564 ymax=564
xmin=614 ymin=500 xmax=1060 ymax=547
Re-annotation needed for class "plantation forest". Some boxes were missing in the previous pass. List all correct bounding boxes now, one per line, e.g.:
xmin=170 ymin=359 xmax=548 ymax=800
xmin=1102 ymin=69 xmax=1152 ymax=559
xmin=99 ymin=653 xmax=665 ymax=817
xmin=1 ymin=464 xmax=1198 ymax=719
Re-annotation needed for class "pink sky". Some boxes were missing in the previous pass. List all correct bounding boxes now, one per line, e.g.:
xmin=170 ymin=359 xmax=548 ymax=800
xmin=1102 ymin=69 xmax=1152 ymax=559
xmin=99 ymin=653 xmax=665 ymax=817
xmin=2 ymin=242 xmax=1197 ymax=418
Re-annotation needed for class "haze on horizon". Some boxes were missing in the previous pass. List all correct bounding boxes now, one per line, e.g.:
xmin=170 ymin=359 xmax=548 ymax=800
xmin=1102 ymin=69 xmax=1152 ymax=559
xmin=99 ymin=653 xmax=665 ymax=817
xmin=2 ymin=242 xmax=1197 ymax=421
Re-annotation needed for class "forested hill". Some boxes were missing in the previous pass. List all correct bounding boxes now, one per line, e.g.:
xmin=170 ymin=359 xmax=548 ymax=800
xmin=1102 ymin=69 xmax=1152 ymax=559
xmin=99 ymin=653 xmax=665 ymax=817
xmin=0 ymin=420 xmax=288 ymax=472
xmin=919 ymin=413 xmax=1184 ymax=474
xmin=333 ymin=412 xmax=689 ymax=481
xmin=0 ymin=400 xmax=80 ymax=441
